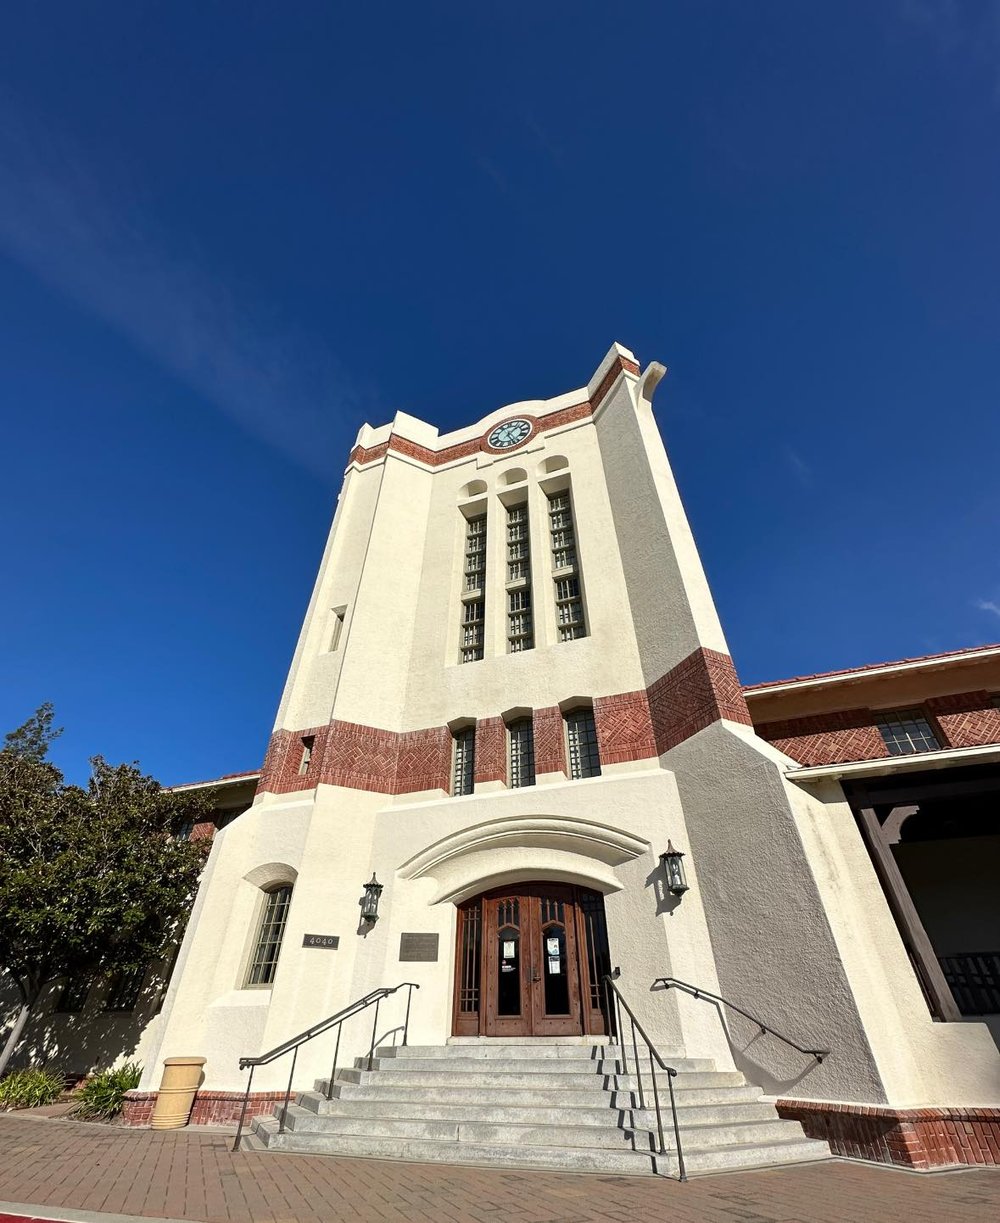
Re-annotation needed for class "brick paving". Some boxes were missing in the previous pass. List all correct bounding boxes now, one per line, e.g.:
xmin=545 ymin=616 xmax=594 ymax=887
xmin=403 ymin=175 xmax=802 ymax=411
xmin=0 ymin=1115 xmax=998 ymax=1223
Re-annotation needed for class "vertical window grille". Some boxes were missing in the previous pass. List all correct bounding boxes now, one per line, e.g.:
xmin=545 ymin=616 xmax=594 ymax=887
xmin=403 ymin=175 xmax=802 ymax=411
xmin=506 ymin=503 xmax=534 ymax=652
xmin=298 ymin=736 xmax=315 ymax=775
xmin=461 ymin=514 xmax=487 ymax=663
xmin=246 ymin=885 xmax=292 ymax=987
xmin=547 ymin=492 xmax=586 ymax=641
xmin=508 ymin=718 xmax=535 ymax=788
xmin=566 ymin=709 xmax=601 ymax=779
xmin=452 ymin=726 xmax=476 ymax=796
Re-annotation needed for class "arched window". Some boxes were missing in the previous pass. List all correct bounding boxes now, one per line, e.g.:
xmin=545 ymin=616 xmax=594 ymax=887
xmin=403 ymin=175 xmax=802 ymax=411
xmin=246 ymin=885 xmax=293 ymax=987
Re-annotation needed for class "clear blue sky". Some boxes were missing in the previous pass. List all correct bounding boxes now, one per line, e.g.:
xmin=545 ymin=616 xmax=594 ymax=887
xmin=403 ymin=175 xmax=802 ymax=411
xmin=2 ymin=3 xmax=998 ymax=785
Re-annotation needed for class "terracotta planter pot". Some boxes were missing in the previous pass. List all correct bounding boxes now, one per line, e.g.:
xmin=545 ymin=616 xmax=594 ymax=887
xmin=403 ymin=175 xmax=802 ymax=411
xmin=149 ymin=1057 xmax=206 ymax=1130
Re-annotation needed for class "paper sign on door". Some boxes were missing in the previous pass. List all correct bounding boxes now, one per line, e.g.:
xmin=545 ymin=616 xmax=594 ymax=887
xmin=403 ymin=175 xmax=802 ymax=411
xmin=546 ymin=937 xmax=560 ymax=956
xmin=503 ymin=941 xmax=516 ymax=960
xmin=548 ymin=957 xmax=561 ymax=974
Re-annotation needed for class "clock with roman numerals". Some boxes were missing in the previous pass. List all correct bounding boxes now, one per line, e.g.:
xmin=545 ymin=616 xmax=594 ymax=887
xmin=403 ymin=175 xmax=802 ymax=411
xmin=485 ymin=418 xmax=533 ymax=451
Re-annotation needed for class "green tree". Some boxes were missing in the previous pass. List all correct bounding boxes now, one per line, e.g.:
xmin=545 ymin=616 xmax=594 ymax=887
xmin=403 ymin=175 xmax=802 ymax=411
xmin=0 ymin=706 xmax=214 ymax=1077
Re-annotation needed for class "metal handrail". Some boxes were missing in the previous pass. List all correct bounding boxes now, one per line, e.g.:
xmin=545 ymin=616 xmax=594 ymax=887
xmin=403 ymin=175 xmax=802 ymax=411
xmin=232 ymin=981 xmax=419 ymax=1151
xmin=654 ymin=977 xmax=829 ymax=1063
xmin=603 ymin=973 xmax=686 ymax=1182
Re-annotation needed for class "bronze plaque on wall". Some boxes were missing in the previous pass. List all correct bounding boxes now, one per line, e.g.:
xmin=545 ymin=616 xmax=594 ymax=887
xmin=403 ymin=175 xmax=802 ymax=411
xmin=302 ymin=934 xmax=340 ymax=949
xmin=399 ymin=933 xmax=439 ymax=962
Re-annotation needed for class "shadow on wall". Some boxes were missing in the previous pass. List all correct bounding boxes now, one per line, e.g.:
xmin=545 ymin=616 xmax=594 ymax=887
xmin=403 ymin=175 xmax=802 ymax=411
xmin=0 ymin=970 xmax=169 ymax=1078
xmin=650 ymin=983 xmax=826 ymax=1096
xmin=644 ymin=863 xmax=682 ymax=918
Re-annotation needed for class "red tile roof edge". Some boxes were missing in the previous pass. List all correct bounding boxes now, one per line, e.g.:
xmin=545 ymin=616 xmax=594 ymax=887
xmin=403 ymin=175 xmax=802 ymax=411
xmin=743 ymin=642 xmax=1000 ymax=694
xmin=168 ymin=769 xmax=261 ymax=791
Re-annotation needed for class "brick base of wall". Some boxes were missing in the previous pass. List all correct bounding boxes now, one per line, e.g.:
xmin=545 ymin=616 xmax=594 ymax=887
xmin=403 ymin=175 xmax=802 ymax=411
xmin=122 ymin=1089 xmax=286 ymax=1128
xmin=777 ymin=1099 xmax=1000 ymax=1168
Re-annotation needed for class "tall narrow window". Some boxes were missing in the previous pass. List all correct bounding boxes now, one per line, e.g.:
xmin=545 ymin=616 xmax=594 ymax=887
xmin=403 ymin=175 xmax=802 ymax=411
xmin=508 ymin=718 xmax=535 ymax=788
xmin=452 ymin=726 xmax=476 ymax=796
xmin=328 ymin=607 xmax=346 ymax=651
xmin=506 ymin=503 xmax=533 ymax=652
xmin=566 ymin=709 xmax=601 ymax=779
xmin=246 ymin=885 xmax=292 ymax=987
xmin=298 ymin=735 xmax=315 ymax=775
xmin=547 ymin=491 xmax=587 ymax=641
xmin=461 ymin=514 xmax=487 ymax=663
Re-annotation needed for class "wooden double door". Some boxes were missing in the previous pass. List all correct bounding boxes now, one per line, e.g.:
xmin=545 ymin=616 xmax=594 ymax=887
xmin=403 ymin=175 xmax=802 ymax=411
xmin=453 ymin=882 xmax=611 ymax=1037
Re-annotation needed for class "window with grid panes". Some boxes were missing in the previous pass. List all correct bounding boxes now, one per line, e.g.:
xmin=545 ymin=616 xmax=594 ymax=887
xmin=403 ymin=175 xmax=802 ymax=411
xmin=460 ymin=514 xmax=487 ymax=662
xmin=452 ymin=726 xmax=476 ymax=796
xmin=506 ymin=503 xmax=534 ymax=651
xmin=55 ymin=975 xmax=92 ymax=1014
xmin=566 ymin=709 xmax=601 ymax=779
xmin=507 ymin=588 xmax=533 ymax=653
xmin=876 ymin=710 xmax=940 ymax=756
xmin=547 ymin=492 xmax=586 ymax=640
xmin=104 ymin=966 xmax=146 ymax=1012
xmin=246 ymin=885 xmax=293 ymax=986
xmin=508 ymin=718 xmax=535 ymax=788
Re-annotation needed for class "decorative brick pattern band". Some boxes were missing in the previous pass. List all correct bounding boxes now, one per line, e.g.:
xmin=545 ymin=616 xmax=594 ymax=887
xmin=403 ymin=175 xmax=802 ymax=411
xmin=533 ymin=705 xmax=566 ymax=776
xmin=348 ymin=398 xmax=596 ymax=470
xmin=473 ymin=717 xmax=507 ymax=784
xmin=776 ymin=1099 xmax=1000 ymax=1169
xmin=755 ymin=690 xmax=1000 ymax=766
xmin=258 ymin=648 xmax=750 ymax=797
xmin=590 ymin=355 xmax=640 ymax=410
xmin=593 ymin=691 xmax=657 ymax=765
xmin=648 ymin=647 xmax=752 ymax=754
xmin=123 ymin=1089 xmax=286 ymax=1128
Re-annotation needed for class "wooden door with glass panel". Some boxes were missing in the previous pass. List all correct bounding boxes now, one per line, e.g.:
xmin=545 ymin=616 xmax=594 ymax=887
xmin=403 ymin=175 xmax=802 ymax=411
xmin=453 ymin=882 xmax=610 ymax=1037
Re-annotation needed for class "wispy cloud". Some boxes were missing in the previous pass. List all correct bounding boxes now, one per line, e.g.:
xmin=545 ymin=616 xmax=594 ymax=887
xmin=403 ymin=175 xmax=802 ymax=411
xmin=898 ymin=0 xmax=1000 ymax=96
xmin=783 ymin=446 xmax=813 ymax=488
xmin=0 ymin=107 xmax=362 ymax=478
xmin=974 ymin=597 xmax=1000 ymax=618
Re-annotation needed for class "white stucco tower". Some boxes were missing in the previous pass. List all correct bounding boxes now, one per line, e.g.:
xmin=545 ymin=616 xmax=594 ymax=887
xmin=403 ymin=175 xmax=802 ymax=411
xmin=146 ymin=343 xmax=1000 ymax=1156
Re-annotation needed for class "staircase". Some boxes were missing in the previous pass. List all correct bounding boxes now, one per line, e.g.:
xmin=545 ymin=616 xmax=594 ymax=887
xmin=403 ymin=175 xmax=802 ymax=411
xmin=248 ymin=1038 xmax=829 ymax=1176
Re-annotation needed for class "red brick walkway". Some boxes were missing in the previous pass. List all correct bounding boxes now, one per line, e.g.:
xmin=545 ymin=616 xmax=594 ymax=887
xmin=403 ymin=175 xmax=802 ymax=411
xmin=0 ymin=1115 xmax=997 ymax=1223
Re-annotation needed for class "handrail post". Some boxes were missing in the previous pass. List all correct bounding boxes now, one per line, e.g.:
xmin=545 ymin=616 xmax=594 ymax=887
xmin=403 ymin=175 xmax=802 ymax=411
xmin=648 ymin=1048 xmax=665 ymax=1157
xmin=403 ymin=984 xmax=413 ymax=1047
xmin=277 ymin=1047 xmax=298 ymax=1136
xmin=367 ymin=997 xmax=381 ymax=1072
xmin=232 ymin=1064 xmax=254 ymax=1152
xmin=326 ymin=1023 xmax=343 ymax=1101
xmin=630 ymin=1016 xmax=644 ymax=1110
xmin=665 ymin=1067 xmax=686 ymax=1182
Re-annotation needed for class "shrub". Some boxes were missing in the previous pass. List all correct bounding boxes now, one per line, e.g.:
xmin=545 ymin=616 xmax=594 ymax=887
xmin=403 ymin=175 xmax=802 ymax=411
xmin=0 ymin=1067 xmax=66 ymax=1110
xmin=72 ymin=1062 xmax=142 ymax=1121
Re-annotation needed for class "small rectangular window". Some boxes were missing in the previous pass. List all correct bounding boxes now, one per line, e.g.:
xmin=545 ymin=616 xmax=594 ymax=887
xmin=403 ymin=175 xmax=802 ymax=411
xmin=506 ymin=503 xmax=534 ymax=652
xmin=452 ymin=727 xmax=476 ymax=796
xmin=104 ymin=967 xmax=146 ymax=1013
xmin=460 ymin=515 xmax=487 ymax=662
xmin=876 ymin=710 xmax=940 ymax=756
xmin=566 ymin=709 xmax=601 ymax=779
xmin=508 ymin=718 xmax=535 ymax=788
xmin=461 ymin=599 xmax=485 ymax=663
xmin=55 ymin=976 xmax=92 ymax=1014
xmin=328 ymin=607 xmax=346 ymax=651
xmin=298 ymin=736 xmax=315 ymax=775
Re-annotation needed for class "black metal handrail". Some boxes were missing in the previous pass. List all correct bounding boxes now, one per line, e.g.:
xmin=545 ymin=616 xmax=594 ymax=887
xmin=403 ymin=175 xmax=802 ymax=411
xmin=232 ymin=981 xmax=419 ymax=1151
xmin=603 ymin=973 xmax=686 ymax=1182
xmin=654 ymin=977 xmax=829 ymax=1063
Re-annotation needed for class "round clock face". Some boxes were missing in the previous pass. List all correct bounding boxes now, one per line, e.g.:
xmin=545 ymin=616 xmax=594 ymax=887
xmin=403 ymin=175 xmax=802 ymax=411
xmin=486 ymin=418 xmax=533 ymax=451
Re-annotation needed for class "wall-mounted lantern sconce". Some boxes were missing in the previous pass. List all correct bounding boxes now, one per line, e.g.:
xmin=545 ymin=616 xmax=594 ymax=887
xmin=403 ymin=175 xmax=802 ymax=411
xmin=360 ymin=873 xmax=384 ymax=924
xmin=660 ymin=842 xmax=689 ymax=897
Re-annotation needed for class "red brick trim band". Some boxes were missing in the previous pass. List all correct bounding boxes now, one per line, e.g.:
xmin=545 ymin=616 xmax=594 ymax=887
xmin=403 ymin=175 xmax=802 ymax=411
xmin=258 ymin=647 xmax=748 ymax=797
xmin=122 ymin=1089 xmax=288 ymax=1127
xmin=776 ymin=1099 xmax=1000 ymax=1169
xmin=590 ymin=355 xmax=640 ymax=411
xmin=755 ymin=690 xmax=1000 ymax=766
xmin=348 ymin=399 xmax=595 ymax=470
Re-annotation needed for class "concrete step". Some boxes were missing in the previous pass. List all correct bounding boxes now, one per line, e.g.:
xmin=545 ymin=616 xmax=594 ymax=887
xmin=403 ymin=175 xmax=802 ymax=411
xmin=251 ymin=1116 xmax=826 ymax=1177
xmin=279 ymin=1104 xmax=811 ymax=1155
xmin=375 ymin=1043 xmax=712 ymax=1068
xmin=298 ymin=1091 xmax=780 ymax=1130
xmin=360 ymin=1054 xmax=717 ymax=1075
xmin=334 ymin=1067 xmax=746 ymax=1091
xmin=321 ymin=1080 xmax=764 ymax=1108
